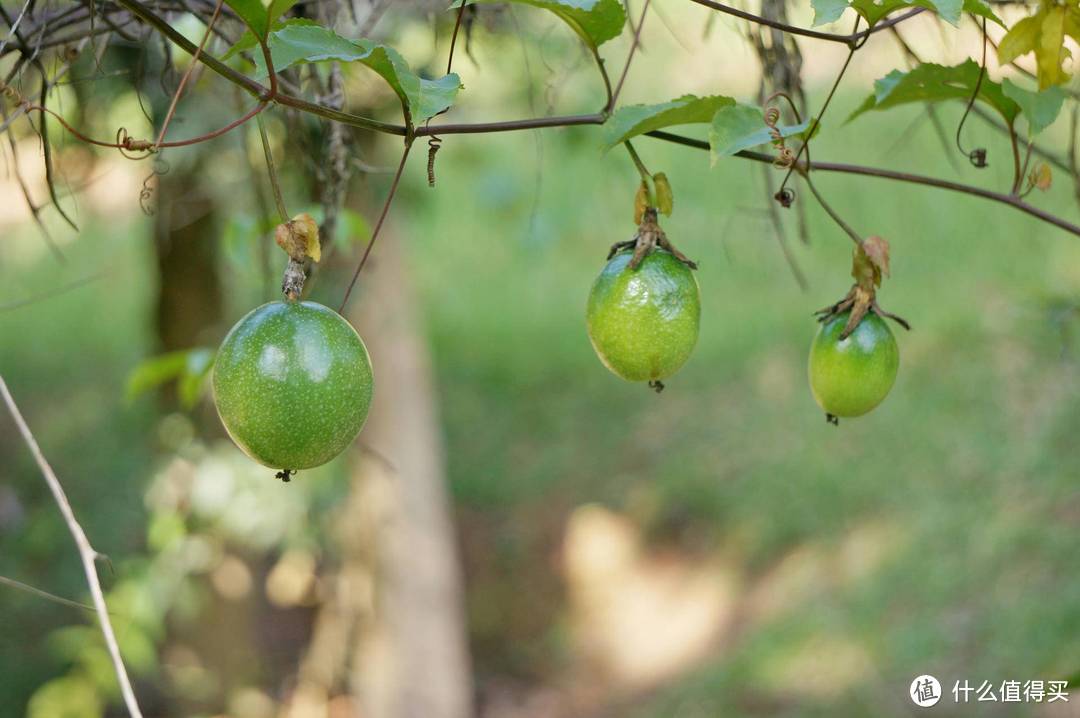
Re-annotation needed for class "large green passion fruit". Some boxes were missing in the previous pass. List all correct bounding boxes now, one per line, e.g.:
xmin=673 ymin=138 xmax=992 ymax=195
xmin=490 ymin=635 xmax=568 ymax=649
xmin=212 ymin=301 xmax=374 ymax=471
xmin=586 ymin=249 xmax=701 ymax=383
xmin=808 ymin=310 xmax=899 ymax=418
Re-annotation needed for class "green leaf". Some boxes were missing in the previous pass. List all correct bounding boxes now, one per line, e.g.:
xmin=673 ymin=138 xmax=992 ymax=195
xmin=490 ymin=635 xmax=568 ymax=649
xmin=811 ymin=0 xmax=850 ymax=25
xmin=1002 ymin=78 xmax=1066 ymax=135
xmin=999 ymin=6 xmax=1078 ymax=88
xmin=603 ymin=94 xmax=734 ymax=149
xmin=458 ymin=0 xmax=625 ymax=48
xmin=267 ymin=0 xmax=298 ymax=26
xmin=963 ymin=0 xmax=1004 ymax=27
xmin=849 ymin=60 xmax=1019 ymax=125
xmin=998 ymin=15 xmax=1041 ymax=65
xmin=1036 ymin=5 xmax=1070 ymax=89
xmin=223 ymin=4 xmax=300 ymax=59
xmin=709 ymin=103 xmax=810 ymax=164
xmin=224 ymin=0 xmax=270 ymax=36
xmin=255 ymin=20 xmax=462 ymax=122
xmin=127 ymin=348 xmax=215 ymax=409
xmin=813 ymin=0 xmax=1001 ymax=28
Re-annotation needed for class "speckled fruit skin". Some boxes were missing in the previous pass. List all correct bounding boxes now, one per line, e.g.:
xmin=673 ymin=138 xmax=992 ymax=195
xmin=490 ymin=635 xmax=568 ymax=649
xmin=808 ymin=310 xmax=899 ymax=418
xmin=586 ymin=249 xmax=701 ymax=382
xmin=212 ymin=301 xmax=374 ymax=470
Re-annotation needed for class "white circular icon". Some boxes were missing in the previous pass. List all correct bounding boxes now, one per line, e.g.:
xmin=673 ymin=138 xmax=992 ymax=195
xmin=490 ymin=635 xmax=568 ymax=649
xmin=910 ymin=675 xmax=942 ymax=707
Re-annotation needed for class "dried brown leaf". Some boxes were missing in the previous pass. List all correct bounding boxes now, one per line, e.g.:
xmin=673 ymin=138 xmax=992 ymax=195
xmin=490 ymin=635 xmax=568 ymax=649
xmin=633 ymin=181 xmax=649 ymax=225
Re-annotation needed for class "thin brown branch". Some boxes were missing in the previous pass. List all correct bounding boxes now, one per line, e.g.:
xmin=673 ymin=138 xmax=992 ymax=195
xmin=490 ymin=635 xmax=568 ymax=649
xmin=689 ymin=0 xmax=922 ymax=46
xmin=338 ymin=140 xmax=414 ymax=312
xmin=645 ymin=130 xmax=1080 ymax=238
xmin=417 ymin=113 xmax=606 ymax=136
xmin=803 ymin=174 xmax=862 ymax=245
xmin=154 ymin=0 xmax=225 ymax=147
xmin=0 ymin=376 xmax=144 ymax=718
xmin=609 ymin=0 xmax=651 ymax=112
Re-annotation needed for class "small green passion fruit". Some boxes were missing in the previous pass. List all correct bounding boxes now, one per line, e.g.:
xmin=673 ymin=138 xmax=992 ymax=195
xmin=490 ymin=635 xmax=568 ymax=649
xmin=808 ymin=310 xmax=898 ymax=419
xmin=212 ymin=301 xmax=374 ymax=471
xmin=586 ymin=249 xmax=701 ymax=384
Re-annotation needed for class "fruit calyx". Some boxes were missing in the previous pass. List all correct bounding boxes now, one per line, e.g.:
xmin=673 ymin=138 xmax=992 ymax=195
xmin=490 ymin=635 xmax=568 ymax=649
xmin=814 ymin=235 xmax=910 ymax=340
xmin=606 ymin=207 xmax=697 ymax=271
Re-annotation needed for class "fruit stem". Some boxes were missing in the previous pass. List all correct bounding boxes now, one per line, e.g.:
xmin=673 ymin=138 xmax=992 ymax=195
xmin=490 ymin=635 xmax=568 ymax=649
xmin=624 ymin=141 xmax=655 ymax=205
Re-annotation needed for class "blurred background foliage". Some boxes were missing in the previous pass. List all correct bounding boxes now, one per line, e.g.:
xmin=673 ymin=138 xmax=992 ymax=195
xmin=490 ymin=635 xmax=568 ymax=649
xmin=1 ymin=2 xmax=1079 ymax=717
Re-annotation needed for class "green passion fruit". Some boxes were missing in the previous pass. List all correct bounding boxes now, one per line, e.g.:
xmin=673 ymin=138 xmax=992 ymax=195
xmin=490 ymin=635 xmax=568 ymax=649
xmin=808 ymin=310 xmax=899 ymax=419
xmin=586 ymin=249 xmax=700 ymax=383
xmin=212 ymin=301 xmax=374 ymax=471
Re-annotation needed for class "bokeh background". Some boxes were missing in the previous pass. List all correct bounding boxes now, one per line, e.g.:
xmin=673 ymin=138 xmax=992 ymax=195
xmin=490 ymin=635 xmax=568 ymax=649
xmin=1 ymin=2 xmax=1079 ymax=717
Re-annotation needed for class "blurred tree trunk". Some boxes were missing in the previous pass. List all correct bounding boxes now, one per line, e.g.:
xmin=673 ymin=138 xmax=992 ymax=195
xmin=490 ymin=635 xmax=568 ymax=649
xmin=153 ymin=163 xmax=223 ymax=354
xmin=290 ymin=236 xmax=474 ymax=718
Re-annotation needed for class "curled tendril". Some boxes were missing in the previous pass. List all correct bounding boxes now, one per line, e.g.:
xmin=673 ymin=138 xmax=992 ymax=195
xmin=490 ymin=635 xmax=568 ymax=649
xmin=763 ymin=93 xmax=800 ymax=169
xmin=138 ymin=158 xmax=170 ymax=216
xmin=426 ymin=134 xmax=442 ymax=188
xmin=968 ymin=148 xmax=987 ymax=168
xmin=116 ymin=128 xmax=155 ymax=160
xmin=774 ymin=187 xmax=796 ymax=208
xmin=0 ymin=80 xmax=25 ymax=105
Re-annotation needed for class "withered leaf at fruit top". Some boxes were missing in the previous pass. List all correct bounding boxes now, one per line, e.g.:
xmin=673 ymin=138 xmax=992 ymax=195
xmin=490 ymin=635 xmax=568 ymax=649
xmin=653 ymin=173 xmax=673 ymax=216
xmin=276 ymin=212 xmax=321 ymax=264
xmin=861 ymin=235 xmax=890 ymax=277
xmin=633 ymin=181 xmax=649 ymax=225
xmin=852 ymin=235 xmax=890 ymax=290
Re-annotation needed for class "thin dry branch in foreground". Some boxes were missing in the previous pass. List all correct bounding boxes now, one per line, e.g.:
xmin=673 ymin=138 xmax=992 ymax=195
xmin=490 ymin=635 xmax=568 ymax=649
xmin=0 ymin=376 xmax=144 ymax=718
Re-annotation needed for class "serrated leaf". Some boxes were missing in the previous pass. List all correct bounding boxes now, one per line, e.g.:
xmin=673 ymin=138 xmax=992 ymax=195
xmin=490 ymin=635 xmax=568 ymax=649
xmin=708 ymin=103 xmax=810 ymax=164
xmin=1002 ymin=78 xmax=1066 ymax=135
xmin=811 ymin=0 xmax=850 ymax=25
xmin=1036 ymin=5 xmax=1070 ymax=89
xmin=653 ymin=173 xmax=673 ymax=216
xmin=224 ymin=0 xmax=269 ymax=35
xmin=849 ymin=60 xmax=1019 ymax=125
xmin=604 ymin=94 xmax=734 ymax=149
xmin=998 ymin=6 xmax=1075 ymax=89
xmin=813 ymin=0 xmax=1000 ymax=27
xmin=254 ymin=20 xmax=462 ymax=122
xmin=963 ymin=0 xmax=1004 ymax=27
xmin=457 ymin=0 xmax=625 ymax=48
xmin=267 ymin=0 xmax=297 ymax=26
xmin=998 ymin=15 xmax=1040 ymax=65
